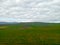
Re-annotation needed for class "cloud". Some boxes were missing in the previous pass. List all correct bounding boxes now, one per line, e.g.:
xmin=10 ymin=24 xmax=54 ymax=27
xmin=0 ymin=0 xmax=60 ymax=23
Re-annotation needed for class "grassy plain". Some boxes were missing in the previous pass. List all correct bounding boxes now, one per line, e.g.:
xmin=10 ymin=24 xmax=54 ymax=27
xmin=0 ymin=22 xmax=60 ymax=45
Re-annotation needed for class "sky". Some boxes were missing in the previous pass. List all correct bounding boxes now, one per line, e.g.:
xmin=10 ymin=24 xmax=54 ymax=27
xmin=0 ymin=0 xmax=60 ymax=23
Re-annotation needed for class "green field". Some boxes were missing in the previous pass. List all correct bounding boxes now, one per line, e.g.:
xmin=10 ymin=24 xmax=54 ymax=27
xmin=0 ymin=22 xmax=60 ymax=45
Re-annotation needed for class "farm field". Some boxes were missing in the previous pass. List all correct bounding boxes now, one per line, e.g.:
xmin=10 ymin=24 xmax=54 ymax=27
xmin=0 ymin=22 xmax=60 ymax=45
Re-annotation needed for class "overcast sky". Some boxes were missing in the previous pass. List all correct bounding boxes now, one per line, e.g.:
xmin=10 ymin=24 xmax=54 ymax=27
xmin=0 ymin=0 xmax=60 ymax=23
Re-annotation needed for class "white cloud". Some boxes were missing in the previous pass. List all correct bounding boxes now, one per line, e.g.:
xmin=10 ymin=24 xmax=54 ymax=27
xmin=0 ymin=0 xmax=60 ymax=23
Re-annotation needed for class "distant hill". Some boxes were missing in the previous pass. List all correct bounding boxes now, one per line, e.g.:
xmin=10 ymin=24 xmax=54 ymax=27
xmin=0 ymin=22 xmax=60 ymax=26
xmin=15 ymin=22 xmax=60 ymax=27
xmin=0 ymin=22 xmax=18 ymax=24
xmin=0 ymin=22 xmax=18 ymax=26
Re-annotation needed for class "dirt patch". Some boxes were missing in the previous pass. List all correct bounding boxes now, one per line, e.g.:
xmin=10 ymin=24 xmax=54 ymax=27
xmin=0 ymin=26 xmax=8 ymax=30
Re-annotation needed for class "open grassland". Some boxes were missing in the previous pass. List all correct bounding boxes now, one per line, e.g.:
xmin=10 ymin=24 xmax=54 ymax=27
xmin=0 ymin=23 xmax=60 ymax=45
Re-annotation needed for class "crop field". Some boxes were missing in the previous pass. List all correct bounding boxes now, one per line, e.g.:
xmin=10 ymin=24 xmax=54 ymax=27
xmin=0 ymin=22 xmax=60 ymax=45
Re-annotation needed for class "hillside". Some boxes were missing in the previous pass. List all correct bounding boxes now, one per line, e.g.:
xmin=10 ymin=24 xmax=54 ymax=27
xmin=0 ymin=22 xmax=60 ymax=45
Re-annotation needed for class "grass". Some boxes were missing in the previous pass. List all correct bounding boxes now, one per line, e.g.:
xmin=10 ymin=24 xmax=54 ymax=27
xmin=0 ymin=22 xmax=60 ymax=45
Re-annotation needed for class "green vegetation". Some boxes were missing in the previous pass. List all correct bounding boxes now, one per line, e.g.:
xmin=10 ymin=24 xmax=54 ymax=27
xmin=0 ymin=22 xmax=60 ymax=45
